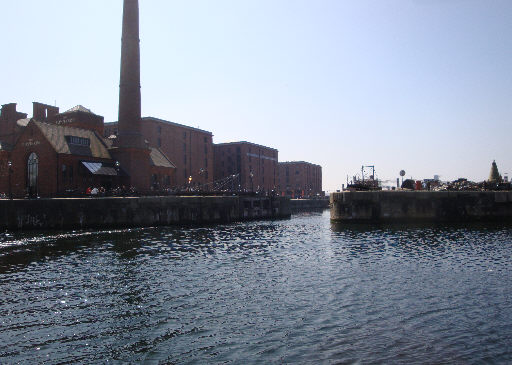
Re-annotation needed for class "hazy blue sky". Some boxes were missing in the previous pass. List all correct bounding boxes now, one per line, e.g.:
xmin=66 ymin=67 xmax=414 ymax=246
xmin=1 ymin=0 xmax=511 ymax=191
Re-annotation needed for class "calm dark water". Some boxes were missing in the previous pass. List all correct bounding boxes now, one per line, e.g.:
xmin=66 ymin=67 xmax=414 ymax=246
xmin=1 ymin=211 xmax=512 ymax=364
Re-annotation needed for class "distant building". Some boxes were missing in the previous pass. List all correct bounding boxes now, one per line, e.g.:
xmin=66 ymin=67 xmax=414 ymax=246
xmin=214 ymin=141 xmax=278 ymax=192
xmin=104 ymin=118 xmax=214 ymax=189
xmin=278 ymin=161 xmax=322 ymax=198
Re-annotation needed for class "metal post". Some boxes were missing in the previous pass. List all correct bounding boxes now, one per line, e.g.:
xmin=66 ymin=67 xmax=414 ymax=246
xmin=7 ymin=161 xmax=12 ymax=199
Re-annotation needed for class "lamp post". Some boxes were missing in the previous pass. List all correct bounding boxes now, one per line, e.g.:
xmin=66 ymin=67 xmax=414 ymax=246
xmin=115 ymin=161 xmax=120 ymax=192
xmin=199 ymin=168 xmax=205 ymax=192
xmin=7 ymin=161 xmax=12 ymax=199
xmin=250 ymin=171 xmax=254 ymax=192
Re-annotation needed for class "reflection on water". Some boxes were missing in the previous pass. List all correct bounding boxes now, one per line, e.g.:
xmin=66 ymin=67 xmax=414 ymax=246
xmin=1 ymin=211 xmax=512 ymax=363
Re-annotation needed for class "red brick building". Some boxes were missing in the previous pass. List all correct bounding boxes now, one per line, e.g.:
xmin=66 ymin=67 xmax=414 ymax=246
xmin=214 ymin=141 xmax=278 ymax=193
xmin=105 ymin=118 xmax=214 ymax=189
xmin=278 ymin=161 xmax=323 ymax=198
xmin=0 ymin=103 xmax=29 ymax=149
xmin=0 ymin=103 xmax=175 ymax=198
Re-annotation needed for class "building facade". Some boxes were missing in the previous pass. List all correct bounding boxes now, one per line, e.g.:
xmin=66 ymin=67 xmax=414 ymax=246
xmin=105 ymin=118 xmax=214 ymax=189
xmin=214 ymin=141 xmax=278 ymax=193
xmin=0 ymin=102 xmax=175 ymax=198
xmin=278 ymin=161 xmax=322 ymax=197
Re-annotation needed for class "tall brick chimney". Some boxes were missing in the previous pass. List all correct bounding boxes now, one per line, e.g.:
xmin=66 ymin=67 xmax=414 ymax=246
xmin=111 ymin=0 xmax=150 ymax=191
xmin=117 ymin=0 xmax=143 ymax=149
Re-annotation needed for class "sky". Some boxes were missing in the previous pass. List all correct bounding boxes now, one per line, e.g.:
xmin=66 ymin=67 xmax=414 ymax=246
xmin=1 ymin=0 xmax=511 ymax=192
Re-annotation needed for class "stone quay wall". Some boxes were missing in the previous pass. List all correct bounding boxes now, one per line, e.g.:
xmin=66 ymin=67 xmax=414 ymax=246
xmin=331 ymin=191 xmax=512 ymax=222
xmin=290 ymin=198 xmax=329 ymax=211
xmin=0 ymin=196 xmax=291 ymax=231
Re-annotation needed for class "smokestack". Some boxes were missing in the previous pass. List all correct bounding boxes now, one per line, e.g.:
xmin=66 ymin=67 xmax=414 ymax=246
xmin=117 ymin=0 xmax=143 ymax=148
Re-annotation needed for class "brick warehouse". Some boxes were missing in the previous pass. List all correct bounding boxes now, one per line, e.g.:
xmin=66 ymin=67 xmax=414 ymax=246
xmin=278 ymin=161 xmax=323 ymax=198
xmin=104 ymin=118 xmax=214 ymax=190
xmin=214 ymin=141 xmax=278 ymax=193
xmin=0 ymin=102 xmax=175 ymax=198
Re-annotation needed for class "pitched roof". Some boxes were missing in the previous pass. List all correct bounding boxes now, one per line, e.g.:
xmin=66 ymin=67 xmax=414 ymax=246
xmin=33 ymin=121 xmax=111 ymax=159
xmin=150 ymin=147 xmax=176 ymax=169
xmin=63 ymin=105 xmax=96 ymax=115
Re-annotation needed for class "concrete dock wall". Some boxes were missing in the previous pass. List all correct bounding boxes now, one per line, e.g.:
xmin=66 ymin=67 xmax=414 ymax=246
xmin=0 ymin=196 xmax=291 ymax=230
xmin=290 ymin=198 xmax=329 ymax=211
xmin=331 ymin=191 xmax=512 ymax=222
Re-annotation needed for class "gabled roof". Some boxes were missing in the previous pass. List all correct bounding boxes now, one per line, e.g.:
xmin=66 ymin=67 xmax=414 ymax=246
xmin=63 ymin=105 xmax=96 ymax=115
xmin=33 ymin=121 xmax=111 ymax=159
xmin=150 ymin=147 xmax=176 ymax=169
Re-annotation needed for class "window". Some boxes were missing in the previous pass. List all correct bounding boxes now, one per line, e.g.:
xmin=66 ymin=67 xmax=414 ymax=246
xmin=62 ymin=164 xmax=67 ymax=182
xmin=27 ymin=152 xmax=38 ymax=196
xmin=66 ymin=136 xmax=90 ymax=146
xmin=183 ymin=132 xmax=187 ymax=139
xmin=158 ymin=138 xmax=161 ymax=147
xmin=205 ymin=158 xmax=208 ymax=168
xmin=158 ymin=126 xmax=162 ymax=134
xmin=184 ymin=155 xmax=187 ymax=164
xmin=204 ymin=137 xmax=207 ymax=143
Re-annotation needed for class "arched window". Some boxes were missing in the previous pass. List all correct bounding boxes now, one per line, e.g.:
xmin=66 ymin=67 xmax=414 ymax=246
xmin=27 ymin=152 xmax=38 ymax=197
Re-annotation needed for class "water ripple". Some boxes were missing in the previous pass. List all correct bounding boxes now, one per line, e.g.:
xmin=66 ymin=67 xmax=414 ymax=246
xmin=1 ymin=212 xmax=512 ymax=363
